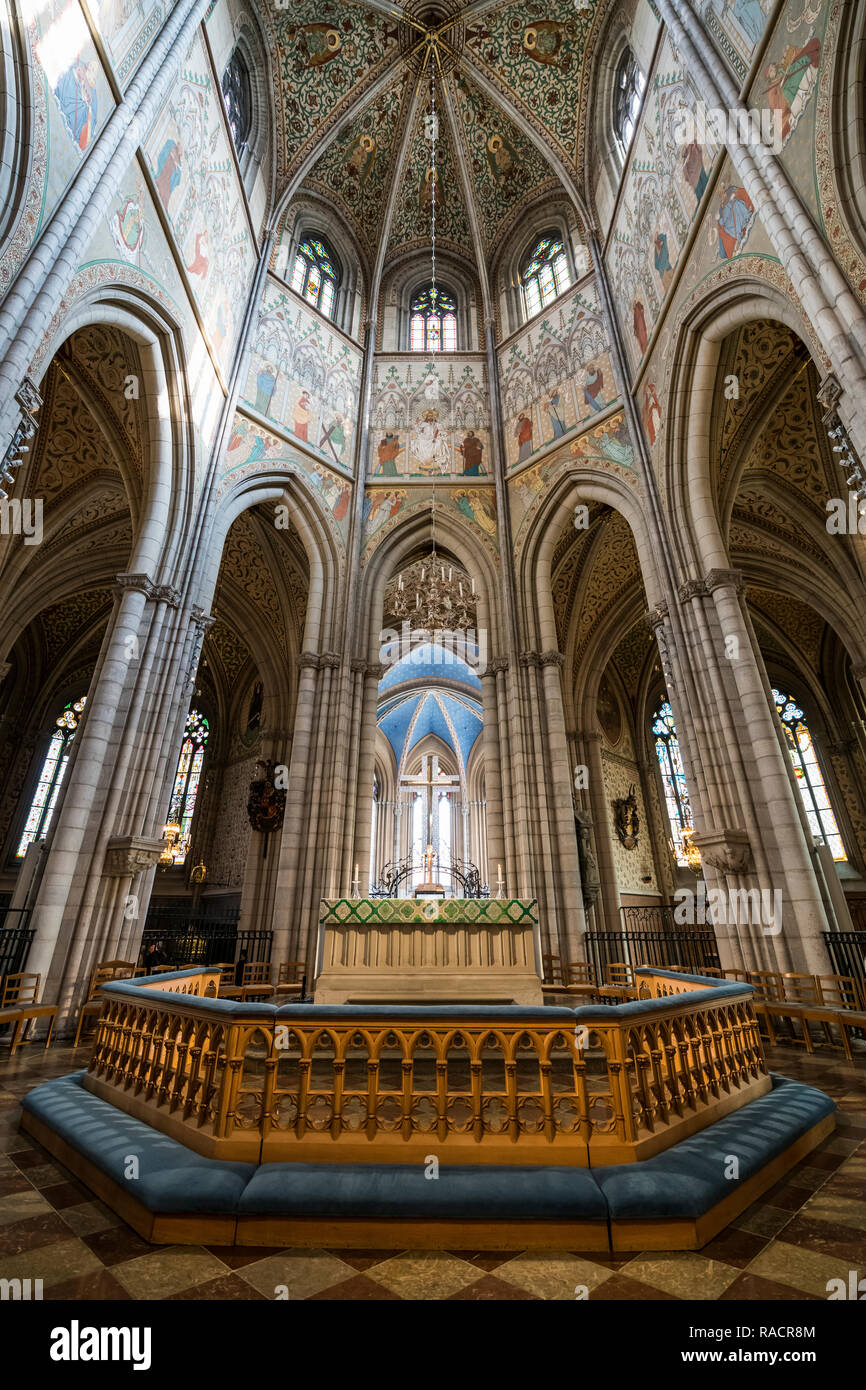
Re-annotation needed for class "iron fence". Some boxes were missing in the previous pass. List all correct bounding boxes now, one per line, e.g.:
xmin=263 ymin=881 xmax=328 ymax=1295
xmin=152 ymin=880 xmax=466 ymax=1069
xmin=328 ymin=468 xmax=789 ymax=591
xmin=138 ymin=907 xmax=271 ymax=970
xmin=0 ymin=910 xmax=35 ymax=982
xmin=823 ymin=931 xmax=866 ymax=990
xmin=584 ymin=908 xmax=721 ymax=979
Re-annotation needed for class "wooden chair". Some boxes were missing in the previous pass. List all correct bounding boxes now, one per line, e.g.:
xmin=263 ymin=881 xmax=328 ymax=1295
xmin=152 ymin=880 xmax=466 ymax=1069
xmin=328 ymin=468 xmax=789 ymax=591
xmin=73 ymin=959 xmax=137 ymax=1047
xmin=541 ymin=953 xmax=563 ymax=985
xmin=0 ymin=973 xmax=58 ymax=1055
xmin=240 ymin=961 xmax=275 ymax=999
xmin=274 ymin=961 xmax=306 ymax=997
xmin=541 ymin=961 xmax=599 ymax=1001
xmin=721 ymin=968 xmax=750 ymax=983
xmin=597 ymin=962 xmax=637 ymax=1002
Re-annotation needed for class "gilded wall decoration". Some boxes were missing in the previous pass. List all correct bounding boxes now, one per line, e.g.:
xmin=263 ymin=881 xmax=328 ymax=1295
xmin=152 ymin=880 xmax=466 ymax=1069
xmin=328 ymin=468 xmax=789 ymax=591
xmin=387 ymin=95 xmax=474 ymax=258
xmin=698 ymin=0 xmax=772 ymax=82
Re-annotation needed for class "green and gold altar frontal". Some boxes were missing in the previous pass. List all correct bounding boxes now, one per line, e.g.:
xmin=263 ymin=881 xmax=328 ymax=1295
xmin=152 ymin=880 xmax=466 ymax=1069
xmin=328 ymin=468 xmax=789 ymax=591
xmin=316 ymin=898 xmax=542 ymax=1004
xmin=320 ymin=898 xmax=538 ymax=926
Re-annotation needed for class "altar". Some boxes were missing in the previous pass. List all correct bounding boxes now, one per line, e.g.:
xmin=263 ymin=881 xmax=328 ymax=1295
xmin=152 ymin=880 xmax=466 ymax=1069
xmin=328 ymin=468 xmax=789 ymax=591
xmin=314 ymin=897 xmax=543 ymax=1005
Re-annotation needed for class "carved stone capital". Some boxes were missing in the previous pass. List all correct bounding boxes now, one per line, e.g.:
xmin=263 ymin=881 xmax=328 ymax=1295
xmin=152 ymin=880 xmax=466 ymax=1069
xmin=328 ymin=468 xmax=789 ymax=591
xmin=190 ymin=604 xmax=215 ymax=632
xmin=690 ymin=827 xmax=752 ymax=876
xmin=539 ymin=650 xmax=565 ymax=667
xmin=104 ymin=835 xmax=166 ymax=877
xmin=365 ymin=662 xmax=386 ymax=681
xmin=817 ymin=372 xmax=842 ymax=424
xmin=115 ymin=571 xmax=157 ymax=599
xmin=298 ymin=651 xmax=321 ymax=670
xmin=350 ymin=657 xmax=368 ymax=674
xmin=519 ymin=650 xmax=541 ymax=667
xmin=644 ymin=602 xmax=669 ymax=632
xmin=489 ymin=656 xmax=509 ymax=674
xmin=704 ymin=568 xmax=744 ymax=595
xmin=154 ymin=584 xmax=181 ymax=608
xmin=319 ymin=651 xmax=342 ymax=669
xmin=678 ymin=578 xmax=706 ymax=602
xmin=16 ymin=377 xmax=42 ymax=418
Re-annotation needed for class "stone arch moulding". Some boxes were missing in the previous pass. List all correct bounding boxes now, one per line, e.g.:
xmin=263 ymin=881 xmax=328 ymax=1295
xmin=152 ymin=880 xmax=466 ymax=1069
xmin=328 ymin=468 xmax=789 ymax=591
xmin=26 ymin=288 xmax=198 ymax=583
xmin=659 ymin=279 xmax=831 ymax=578
xmin=517 ymin=469 xmax=662 ymax=656
xmin=208 ymin=471 xmax=343 ymax=658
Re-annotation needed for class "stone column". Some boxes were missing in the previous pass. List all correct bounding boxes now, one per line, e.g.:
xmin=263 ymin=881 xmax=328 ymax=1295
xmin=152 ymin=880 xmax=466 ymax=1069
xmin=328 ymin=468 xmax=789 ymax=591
xmin=671 ymin=569 xmax=833 ymax=974
xmin=576 ymin=728 xmax=621 ymax=936
xmin=480 ymin=663 xmax=506 ymax=886
xmin=25 ymin=571 xmax=195 ymax=1018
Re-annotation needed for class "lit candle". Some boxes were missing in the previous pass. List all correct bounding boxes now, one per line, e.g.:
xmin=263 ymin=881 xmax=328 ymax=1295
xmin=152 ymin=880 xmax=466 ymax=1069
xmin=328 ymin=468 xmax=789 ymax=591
xmin=416 ymin=592 xmax=420 ymax=609
xmin=448 ymin=567 xmax=452 ymax=581
xmin=354 ymin=863 xmax=359 ymax=882
xmin=471 ymin=578 xmax=476 ymax=595
xmin=441 ymin=565 xmax=445 ymax=580
xmin=458 ymin=581 xmax=463 ymax=597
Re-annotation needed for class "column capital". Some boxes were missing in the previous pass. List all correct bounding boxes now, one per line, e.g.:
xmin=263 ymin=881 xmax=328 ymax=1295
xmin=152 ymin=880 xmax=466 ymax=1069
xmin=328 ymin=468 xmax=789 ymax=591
xmin=539 ymin=649 xmax=565 ymax=667
xmin=519 ymin=650 xmax=541 ymax=667
xmin=104 ymin=834 xmax=166 ymax=877
xmin=489 ymin=655 xmax=509 ymax=674
xmin=817 ymin=371 xmax=843 ymax=424
xmin=114 ymin=571 xmax=157 ymax=598
xmin=690 ymin=827 xmax=752 ymax=876
xmin=704 ymin=568 xmax=744 ymax=594
xmin=678 ymin=578 xmax=707 ymax=602
xmin=576 ymin=728 xmax=604 ymax=745
xmin=319 ymin=651 xmax=342 ymax=669
xmin=155 ymin=584 xmax=182 ymax=607
xmin=644 ymin=602 xmax=669 ymax=631
xmin=189 ymin=604 xmax=215 ymax=631
xmin=298 ymin=651 xmax=321 ymax=670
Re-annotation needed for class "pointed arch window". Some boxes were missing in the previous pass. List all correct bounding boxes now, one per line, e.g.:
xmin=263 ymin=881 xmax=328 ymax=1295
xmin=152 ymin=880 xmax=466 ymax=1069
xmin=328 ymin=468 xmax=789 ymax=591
xmin=221 ymin=47 xmax=253 ymax=155
xmin=651 ymin=699 xmax=693 ymax=867
xmin=410 ymin=285 xmax=457 ymax=353
xmin=773 ymin=688 xmax=846 ymax=860
xmin=16 ymin=697 xmax=87 ymax=858
xmin=291 ymin=237 xmax=337 ymax=319
xmin=164 ymin=711 xmax=210 ymax=866
xmin=613 ymin=47 xmax=645 ymax=157
xmin=520 ymin=235 xmax=570 ymax=320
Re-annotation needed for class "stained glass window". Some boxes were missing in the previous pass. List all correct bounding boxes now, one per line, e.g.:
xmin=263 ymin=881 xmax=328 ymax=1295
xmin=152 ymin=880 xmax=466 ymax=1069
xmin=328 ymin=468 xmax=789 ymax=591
xmin=17 ymin=697 xmax=87 ymax=858
xmin=410 ymin=285 xmax=457 ymax=353
xmin=773 ymin=688 xmax=846 ymax=860
xmin=613 ymin=47 xmax=645 ymax=156
xmin=520 ymin=236 xmax=570 ymax=320
xmin=164 ymin=710 xmax=210 ymax=866
xmin=651 ymin=699 xmax=693 ymax=867
xmin=221 ymin=48 xmax=252 ymax=154
xmin=291 ymin=238 xmax=337 ymax=318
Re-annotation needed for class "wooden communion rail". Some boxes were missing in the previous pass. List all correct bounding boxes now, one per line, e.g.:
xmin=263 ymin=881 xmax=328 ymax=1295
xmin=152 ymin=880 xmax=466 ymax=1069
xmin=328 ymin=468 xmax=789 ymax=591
xmin=82 ymin=968 xmax=769 ymax=1166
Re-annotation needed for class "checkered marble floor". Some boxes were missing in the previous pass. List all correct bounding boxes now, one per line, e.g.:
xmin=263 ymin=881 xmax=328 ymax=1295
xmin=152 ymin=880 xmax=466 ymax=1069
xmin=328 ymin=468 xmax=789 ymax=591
xmin=1 ymin=1041 xmax=864 ymax=1301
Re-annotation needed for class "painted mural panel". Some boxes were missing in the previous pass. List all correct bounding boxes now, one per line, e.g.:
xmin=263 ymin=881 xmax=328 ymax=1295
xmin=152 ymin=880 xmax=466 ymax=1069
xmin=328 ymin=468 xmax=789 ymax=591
xmin=606 ymin=31 xmax=722 ymax=378
xmin=699 ymin=0 xmax=772 ymax=82
xmin=0 ymin=0 xmax=115 ymax=292
xmin=241 ymin=280 xmax=363 ymax=472
xmin=93 ymin=0 xmax=164 ymax=84
xmin=368 ymin=356 xmax=490 ymax=481
xmin=753 ymin=0 xmax=827 ymax=225
xmin=508 ymin=408 xmax=638 ymax=555
xmin=361 ymin=486 xmax=498 ymax=561
xmin=145 ymin=30 xmax=256 ymax=374
xmin=220 ymin=414 xmax=352 ymax=547
xmin=498 ymin=282 xmax=616 ymax=469
xmin=634 ymin=151 xmax=783 ymax=471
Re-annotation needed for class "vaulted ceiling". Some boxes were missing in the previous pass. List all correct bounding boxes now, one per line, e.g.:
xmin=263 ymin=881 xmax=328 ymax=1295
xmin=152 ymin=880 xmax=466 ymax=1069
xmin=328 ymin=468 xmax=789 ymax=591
xmin=264 ymin=0 xmax=609 ymax=275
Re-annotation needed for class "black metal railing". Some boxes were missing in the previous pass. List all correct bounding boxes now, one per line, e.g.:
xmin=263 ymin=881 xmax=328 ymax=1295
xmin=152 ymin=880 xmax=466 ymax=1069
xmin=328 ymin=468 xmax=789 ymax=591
xmin=823 ymin=931 xmax=866 ymax=990
xmin=138 ymin=907 xmax=272 ymax=969
xmin=0 ymin=909 xmax=35 ymax=983
xmin=585 ymin=913 xmax=721 ymax=979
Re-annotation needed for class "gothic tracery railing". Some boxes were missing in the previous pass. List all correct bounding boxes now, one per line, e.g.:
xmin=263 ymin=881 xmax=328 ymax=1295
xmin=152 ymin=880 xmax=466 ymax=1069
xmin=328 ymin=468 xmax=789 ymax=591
xmin=83 ymin=968 xmax=768 ymax=1166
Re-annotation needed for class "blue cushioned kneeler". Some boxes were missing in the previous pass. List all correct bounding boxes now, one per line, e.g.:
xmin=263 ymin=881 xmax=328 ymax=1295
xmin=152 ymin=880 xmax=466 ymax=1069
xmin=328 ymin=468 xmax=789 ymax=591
xmin=237 ymin=1162 xmax=608 ymax=1220
xmin=21 ymin=1071 xmax=255 ymax=1213
xmin=594 ymin=1075 xmax=835 ymax=1220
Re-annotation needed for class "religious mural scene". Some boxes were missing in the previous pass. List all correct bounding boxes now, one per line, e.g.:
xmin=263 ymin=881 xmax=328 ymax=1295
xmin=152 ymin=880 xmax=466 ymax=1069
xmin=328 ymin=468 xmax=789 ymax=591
xmin=0 ymin=0 xmax=864 ymax=1329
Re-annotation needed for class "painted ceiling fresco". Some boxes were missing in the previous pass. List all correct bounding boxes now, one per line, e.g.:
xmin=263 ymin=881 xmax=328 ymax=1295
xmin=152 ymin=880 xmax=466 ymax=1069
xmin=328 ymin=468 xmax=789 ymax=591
xmin=462 ymin=0 xmax=603 ymax=163
xmin=262 ymin=0 xmax=613 ymax=264
xmin=305 ymin=71 xmax=415 ymax=256
xmin=387 ymin=94 xmax=474 ymax=259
